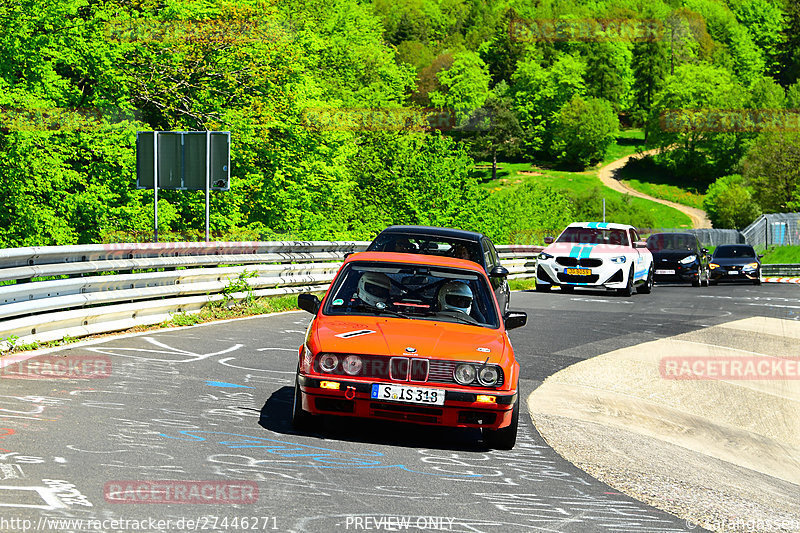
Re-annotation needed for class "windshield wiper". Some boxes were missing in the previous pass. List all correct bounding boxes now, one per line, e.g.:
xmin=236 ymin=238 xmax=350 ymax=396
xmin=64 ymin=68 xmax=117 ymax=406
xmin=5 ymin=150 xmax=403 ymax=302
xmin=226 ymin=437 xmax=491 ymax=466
xmin=435 ymin=310 xmax=481 ymax=326
xmin=351 ymin=302 xmax=411 ymax=319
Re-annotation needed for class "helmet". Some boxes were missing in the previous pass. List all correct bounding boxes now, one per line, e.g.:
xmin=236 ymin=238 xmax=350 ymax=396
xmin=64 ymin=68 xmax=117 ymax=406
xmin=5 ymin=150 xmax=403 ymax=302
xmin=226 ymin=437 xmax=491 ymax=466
xmin=357 ymin=272 xmax=391 ymax=307
xmin=438 ymin=281 xmax=473 ymax=314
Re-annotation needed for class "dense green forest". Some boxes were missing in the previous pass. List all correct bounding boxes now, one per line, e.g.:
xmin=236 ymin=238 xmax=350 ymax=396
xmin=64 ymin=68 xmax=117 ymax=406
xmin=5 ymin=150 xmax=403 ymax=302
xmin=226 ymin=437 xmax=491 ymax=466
xmin=0 ymin=0 xmax=798 ymax=246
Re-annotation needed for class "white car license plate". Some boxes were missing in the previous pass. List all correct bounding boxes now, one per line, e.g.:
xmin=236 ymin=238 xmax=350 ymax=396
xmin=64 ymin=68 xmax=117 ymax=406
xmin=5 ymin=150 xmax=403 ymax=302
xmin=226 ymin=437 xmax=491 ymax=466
xmin=371 ymin=384 xmax=445 ymax=406
xmin=655 ymin=269 xmax=675 ymax=275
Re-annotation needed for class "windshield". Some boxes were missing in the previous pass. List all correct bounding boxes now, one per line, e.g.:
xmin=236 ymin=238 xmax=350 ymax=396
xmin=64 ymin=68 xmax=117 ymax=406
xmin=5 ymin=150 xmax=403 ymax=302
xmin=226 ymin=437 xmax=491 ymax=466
xmin=322 ymin=262 xmax=499 ymax=328
xmin=714 ymin=246 xmax=756 ymax=259
xmin=646 ymin=234 xmax=698 ymax=252
xmin=556 ymin=227 xmax=629 ymax=246
xmin=367 ymin=234 xmax=483 ymax=265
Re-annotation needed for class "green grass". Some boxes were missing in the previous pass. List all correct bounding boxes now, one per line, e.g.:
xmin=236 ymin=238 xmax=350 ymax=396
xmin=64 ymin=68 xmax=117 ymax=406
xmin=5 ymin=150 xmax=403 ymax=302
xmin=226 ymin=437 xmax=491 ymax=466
xmin=472 ymin=130 xmax=692 ymax=229
xmin=600 ymin=129 xmax=645 ymax=165
xmin=621 ymin=179 xmax=706 ymax=209
xmin=616 ymin=152 xmax=707 ymax=209
xmin=509 ymin=278 xmax=537 ymax=291
xmin=761 ymin=246 xmax=800 ymax=264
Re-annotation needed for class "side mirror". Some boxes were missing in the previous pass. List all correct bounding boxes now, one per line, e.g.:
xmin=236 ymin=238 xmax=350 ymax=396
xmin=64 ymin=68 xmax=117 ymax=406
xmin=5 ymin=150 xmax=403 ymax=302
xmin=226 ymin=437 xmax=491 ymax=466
xmin=504 ymin=311 xmax=527 ymax=330
xmin=343 ymin=252 xmax=354 ymax=259
xmin=298 ymin=293 xmax=321 ymax=315
xmin=543 ymin=237 xmax=554 ymax=245
xmin=757 ymin=254 xmax=764 ymax=260
xmin=634 ymin=241 xmax=648 ymax=249
xmin=701 ymin=248 xmax=709 ymax=255
xmin=490 ymin=265 xmax=509 ymax=278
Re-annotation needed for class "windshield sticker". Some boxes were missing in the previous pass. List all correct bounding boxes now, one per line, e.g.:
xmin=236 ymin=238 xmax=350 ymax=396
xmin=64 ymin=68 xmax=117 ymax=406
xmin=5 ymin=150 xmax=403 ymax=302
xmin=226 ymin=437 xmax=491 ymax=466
xmin=332 ymin=299 xmax=344 ymax=306
xmin=335 ymin=329 xmax=376 ymax=339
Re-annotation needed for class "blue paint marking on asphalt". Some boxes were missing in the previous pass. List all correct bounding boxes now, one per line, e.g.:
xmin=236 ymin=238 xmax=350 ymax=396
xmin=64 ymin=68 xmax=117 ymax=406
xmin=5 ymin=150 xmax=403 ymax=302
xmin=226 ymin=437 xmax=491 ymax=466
xmin=206 ymin=381 xmax=255 ymax=389
xmin=158 ymin=430 xmax=482 ymax=477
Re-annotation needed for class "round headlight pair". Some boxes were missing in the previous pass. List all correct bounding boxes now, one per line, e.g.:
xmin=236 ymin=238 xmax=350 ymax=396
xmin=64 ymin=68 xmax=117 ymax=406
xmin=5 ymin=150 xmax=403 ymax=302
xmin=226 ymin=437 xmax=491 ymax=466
xmin=318 ymin=353 xmax=362 ymax=375
xmin=454 ymin=363 xmax=500 ymax=386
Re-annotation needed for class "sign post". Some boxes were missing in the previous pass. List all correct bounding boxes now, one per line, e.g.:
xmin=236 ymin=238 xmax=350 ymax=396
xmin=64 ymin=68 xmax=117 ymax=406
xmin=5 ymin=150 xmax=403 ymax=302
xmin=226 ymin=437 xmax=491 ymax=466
xmin=136 ymin=131 xmax=230 ymax=243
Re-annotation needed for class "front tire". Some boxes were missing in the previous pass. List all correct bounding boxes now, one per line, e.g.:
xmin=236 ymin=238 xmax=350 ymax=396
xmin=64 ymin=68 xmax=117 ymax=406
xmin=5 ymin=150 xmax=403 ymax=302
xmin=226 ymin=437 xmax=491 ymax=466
xmin=483 ymin=394 xmax=519 ymax=450
xmin=637 ymin=265 xmax=653 ymax=294
xmin=291 ymin=374 xmax=312 ymax=430
xmin=617 ymin=265 xmax=635 ymax=297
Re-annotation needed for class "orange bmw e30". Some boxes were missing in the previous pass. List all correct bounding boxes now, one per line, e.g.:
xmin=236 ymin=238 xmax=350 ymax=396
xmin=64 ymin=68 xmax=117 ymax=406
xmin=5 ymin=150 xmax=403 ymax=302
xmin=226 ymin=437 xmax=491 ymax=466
xmin=294 ymin=251 xmax=527 ymax=449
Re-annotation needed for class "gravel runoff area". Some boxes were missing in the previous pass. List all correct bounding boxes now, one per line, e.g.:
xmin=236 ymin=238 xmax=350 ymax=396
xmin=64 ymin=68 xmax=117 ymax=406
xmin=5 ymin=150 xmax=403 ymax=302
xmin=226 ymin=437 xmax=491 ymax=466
xmin=528 ymin=317 xmax=800 ymax=533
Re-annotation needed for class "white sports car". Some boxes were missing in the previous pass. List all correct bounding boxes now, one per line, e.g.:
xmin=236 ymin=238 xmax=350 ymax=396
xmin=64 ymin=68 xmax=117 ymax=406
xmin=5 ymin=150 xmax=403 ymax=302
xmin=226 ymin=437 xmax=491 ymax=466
xmin=535 ymin=222 xmax=654 ymax=296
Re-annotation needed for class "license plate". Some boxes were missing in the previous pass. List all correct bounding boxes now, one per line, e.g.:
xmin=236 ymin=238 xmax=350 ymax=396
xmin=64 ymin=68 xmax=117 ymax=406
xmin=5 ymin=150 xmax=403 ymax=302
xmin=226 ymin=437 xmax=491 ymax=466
xmin=371 ymin=384 xmax=445 ymax=406
xmin=655 ymin=269 xmax=675 ymax=275
xmin=565 ymin=268 xmax=592 ymax=276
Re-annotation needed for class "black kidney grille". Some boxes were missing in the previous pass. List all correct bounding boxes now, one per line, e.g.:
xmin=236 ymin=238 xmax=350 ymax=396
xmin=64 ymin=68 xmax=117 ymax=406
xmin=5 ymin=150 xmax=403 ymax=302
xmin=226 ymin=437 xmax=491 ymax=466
xmin=409 ymin=359 xmax=429 ymax=381
xmin=390 ymin=357 xmax=409 ymax=380
xmin=556 ymin=257 xmax=578 ymax=267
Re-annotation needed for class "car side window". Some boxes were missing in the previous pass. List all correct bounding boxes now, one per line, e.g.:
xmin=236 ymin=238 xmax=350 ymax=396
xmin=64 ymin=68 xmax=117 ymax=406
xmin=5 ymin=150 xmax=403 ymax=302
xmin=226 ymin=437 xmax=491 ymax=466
xmin=482 ymin=238 xmax=496 ymax=269
xmin=629 ymin=229 xmax=638 ymax=246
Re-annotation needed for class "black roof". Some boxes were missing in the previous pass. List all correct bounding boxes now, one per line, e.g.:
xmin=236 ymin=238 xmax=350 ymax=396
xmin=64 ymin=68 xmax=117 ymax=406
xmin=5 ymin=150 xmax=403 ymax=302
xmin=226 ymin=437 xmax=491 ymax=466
xmin=647 ymin=232 xmax=698 ymax=239
xmin=376 ymin=225 xmax=484 ymax=242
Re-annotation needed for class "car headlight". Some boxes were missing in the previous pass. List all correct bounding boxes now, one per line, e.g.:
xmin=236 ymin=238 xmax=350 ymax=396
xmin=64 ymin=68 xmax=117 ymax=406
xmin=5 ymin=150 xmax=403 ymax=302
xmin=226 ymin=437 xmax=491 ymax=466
xmin=478 ymin=366 xmax=500 ymax=386
xmin=743 ymin=262 xmax=759 ymax=270
xmin=342 ymin=355 xmax=362 ymax=375
xmin=454 ymin=364 xmax=477 ymax=385
xmin=318 ymin=353 xmax=339 ymax=373
xmin=709 ymin=263 xmax=720 ymax=269
xmin=679 ymin=255 xmax=697 ymax=264
xmin=610 ymin=256 xmax=626 ymax=264
xmin=537 ymin=252 xmax=553 ymax=260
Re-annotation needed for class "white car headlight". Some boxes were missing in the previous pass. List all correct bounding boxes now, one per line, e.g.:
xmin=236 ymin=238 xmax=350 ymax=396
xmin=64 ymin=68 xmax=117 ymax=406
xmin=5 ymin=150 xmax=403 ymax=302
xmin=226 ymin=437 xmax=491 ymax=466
xmin=610 ymin=256 xmax=626 ymax=264
xmin=743 ymin=262 xmax=759 ymax=271
xmin=679 ymin=255 xmax=697 ymax=264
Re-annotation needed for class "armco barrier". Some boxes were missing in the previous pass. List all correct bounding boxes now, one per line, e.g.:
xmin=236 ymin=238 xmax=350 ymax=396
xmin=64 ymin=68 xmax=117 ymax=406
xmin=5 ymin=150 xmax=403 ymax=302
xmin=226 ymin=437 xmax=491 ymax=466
xmin=0 ymin=242 xmax=541 ymax=351
xmin=761 ymin=264 xmax=800 ymax=277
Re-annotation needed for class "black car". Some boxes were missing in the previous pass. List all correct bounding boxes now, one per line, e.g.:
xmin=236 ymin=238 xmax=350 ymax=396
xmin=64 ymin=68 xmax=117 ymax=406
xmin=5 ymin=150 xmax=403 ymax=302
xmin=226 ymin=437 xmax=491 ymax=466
xmin=709 ymin=244 xmax=762 ymax=285
xmin=366 ymin=225 xmax=511 ymax=313
xmin=645 ymin=232 xmax=710 ymax=287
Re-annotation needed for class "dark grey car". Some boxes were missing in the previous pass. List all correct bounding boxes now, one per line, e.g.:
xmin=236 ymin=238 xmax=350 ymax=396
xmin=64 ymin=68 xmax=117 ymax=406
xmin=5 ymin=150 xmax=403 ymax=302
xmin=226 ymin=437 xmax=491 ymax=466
xmin=366 ymin=226 xmax=511 ymax=313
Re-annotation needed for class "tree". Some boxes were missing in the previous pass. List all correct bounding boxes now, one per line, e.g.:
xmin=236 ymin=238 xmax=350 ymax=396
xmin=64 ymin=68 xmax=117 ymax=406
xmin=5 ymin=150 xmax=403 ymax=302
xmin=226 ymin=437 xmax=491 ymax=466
xmin=631 ymin=40 xmax=671 ymax=131
xmin=550 ymin=95 xmax=619 ymax=170
xmin=646 ymin=63 xmax=748 ymax=182
xmin=581 ymin=41 xmax=634 ymax=112
xmin=429 ymin=51 xmax=491 ymax=122
xmin=461 ymin=82 xmax=522 ymax=180
xmin=742 ymin=132 xmax=800 ymax=212
xmin=510 ymin=53 xmax=586 ymax=157
xmin=703 ymin=174 xmax=761 ymax=229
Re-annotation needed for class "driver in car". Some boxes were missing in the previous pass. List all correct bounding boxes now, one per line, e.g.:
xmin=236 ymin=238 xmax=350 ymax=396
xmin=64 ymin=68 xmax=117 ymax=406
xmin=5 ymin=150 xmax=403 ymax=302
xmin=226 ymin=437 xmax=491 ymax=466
xmin=357 ymin=272 xmax=392 ymax=307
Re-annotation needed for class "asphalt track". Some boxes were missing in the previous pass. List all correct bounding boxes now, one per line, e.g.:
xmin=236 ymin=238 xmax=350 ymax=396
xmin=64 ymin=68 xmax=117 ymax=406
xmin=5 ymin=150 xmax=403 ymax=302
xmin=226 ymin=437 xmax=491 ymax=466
xmin=0 ymin=281 xmax=797 ymax=533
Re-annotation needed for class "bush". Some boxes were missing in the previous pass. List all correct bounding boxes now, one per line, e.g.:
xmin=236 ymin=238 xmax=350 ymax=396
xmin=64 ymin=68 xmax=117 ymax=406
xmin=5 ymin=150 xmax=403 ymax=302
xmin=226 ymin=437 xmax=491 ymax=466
xmin=550 ymin=96 xmax=619 ymax=170
xmin=703 ymin=174 xmax=761 ymax=229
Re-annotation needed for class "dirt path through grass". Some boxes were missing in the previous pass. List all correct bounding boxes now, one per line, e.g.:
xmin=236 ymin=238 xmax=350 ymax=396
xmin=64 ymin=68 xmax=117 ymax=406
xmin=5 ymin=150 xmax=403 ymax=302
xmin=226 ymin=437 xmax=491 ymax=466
xmin=598 ymin=149 xmax=712 ymax=229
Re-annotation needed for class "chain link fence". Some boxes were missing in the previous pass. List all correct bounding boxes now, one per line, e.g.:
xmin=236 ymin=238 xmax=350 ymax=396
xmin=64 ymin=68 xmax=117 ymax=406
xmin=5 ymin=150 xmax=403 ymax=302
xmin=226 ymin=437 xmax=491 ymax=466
xmin=741 ymin=213 xmax=800 ymax=250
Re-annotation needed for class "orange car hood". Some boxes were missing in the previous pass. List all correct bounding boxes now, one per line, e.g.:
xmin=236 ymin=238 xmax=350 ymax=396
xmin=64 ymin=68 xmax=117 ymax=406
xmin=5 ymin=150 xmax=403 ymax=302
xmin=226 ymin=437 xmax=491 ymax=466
xmin=312 ymin=315 xmax=509 ymax=363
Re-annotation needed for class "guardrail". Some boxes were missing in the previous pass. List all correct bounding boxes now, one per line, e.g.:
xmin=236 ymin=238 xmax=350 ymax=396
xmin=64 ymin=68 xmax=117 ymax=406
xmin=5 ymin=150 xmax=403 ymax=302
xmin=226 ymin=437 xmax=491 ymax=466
xmin=762 ymin=264 xmax=800 ymax=277
xmin=0 ymin=242 xmax=541 ymax=351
